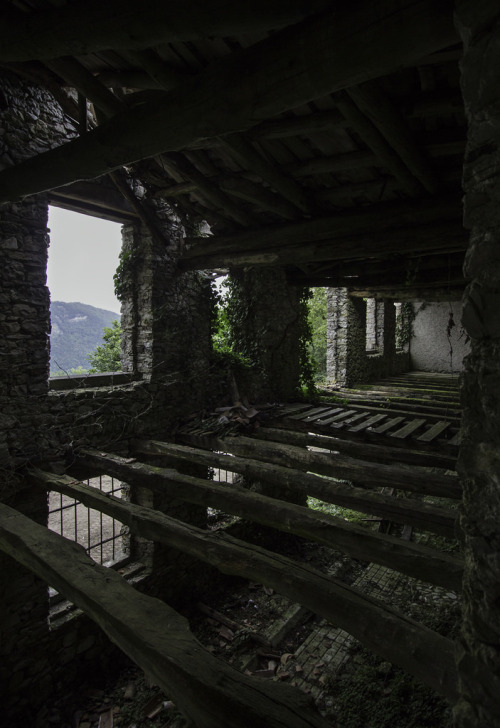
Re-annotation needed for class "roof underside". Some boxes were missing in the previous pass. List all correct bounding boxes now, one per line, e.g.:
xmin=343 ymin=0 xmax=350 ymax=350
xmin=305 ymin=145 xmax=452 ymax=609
xmin=0 ymin=0 xmax=466 ymax=299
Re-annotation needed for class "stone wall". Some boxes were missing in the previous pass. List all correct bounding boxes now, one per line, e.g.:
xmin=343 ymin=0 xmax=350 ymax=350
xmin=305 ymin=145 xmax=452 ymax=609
xmin=0 ymin=73 xmax=215 ymax=722
xmin=454 ymin=3 xmax=500 ymax=725
xmin=226 ymin=268 xmax=306 ymax=401
xmin=326 ymin=289 xmax=408 ymax=387
xmin=410 ymin=301 xmax=469 ymax=374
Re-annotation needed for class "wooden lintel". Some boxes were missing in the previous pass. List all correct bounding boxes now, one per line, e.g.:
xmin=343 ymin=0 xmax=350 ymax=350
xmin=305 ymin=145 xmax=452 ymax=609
xmin=348 ymin=285 xmax=465 ymax=301
xmin=0 ymin=1 xmax=457 ymax=203
xmin=0 ymin=502 xmax=329 ymax=728
xmin=28 ymin=474 xmax=459 ymax=700
xmin=48 ymin=180 xmax=138 ymax=222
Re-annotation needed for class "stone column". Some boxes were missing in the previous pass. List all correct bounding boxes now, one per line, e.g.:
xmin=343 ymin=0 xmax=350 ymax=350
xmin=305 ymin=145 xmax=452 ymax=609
xmin=326 ymin=288 xmax=368 ymax=387
xmin=0 ymin=197 xmax=53 ymax=724
xmin=227 ymin=267 xmax=306 ymax=401
xmin=454 ymin=3 xmax=500 ymax=725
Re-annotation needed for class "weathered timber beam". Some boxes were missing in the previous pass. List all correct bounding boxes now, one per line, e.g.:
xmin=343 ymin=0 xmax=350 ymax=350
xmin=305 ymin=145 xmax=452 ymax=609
xmin=70 ymin=450 xmax=462 ymax=591
xmin=0 ymin=502 xmax=329 ymax=728
xmin=219 ymin=134 xmax=311 ymax=214
xmin=45 ymin=57 xmax=123 ymax=117
xmin=0 ymin=1 xmax=457 ymax=203
xmin=212 ymin=435 xmax=461 ymax=499
xmin=27 ymin=476 xmax=459 ymax=700
xmin=218 ymin=176 xmax=301 ymax=220
xmin=347 ymin=81 xmax=438 ymax=194
xmin=334 ymin=92 xmax=423 ymax=196
xmin=182 ymin=196 xmax=461 ymax=254
xmin=48 ymin=180 xmax=139 ymax=222
xmin=132 ymin=438 xmax=457 ymax=537
xmin=179 ymin=220 xmax=467 ymax=271
xmin=348 ymin=285 xmax=466 ymax=301
xmin=0 ymin=0 xmax=332 ymax=62
xmin=159 ymin=153 xmax=254 ymax=227
xmin=254 ymin=427 xmax=457 ymax=470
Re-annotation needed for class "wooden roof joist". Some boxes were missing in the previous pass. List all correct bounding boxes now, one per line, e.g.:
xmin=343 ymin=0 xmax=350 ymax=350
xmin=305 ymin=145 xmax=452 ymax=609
xmin=0 ymin=502 xmax=329 ymax=728
xmin=0 ymin=0 xmax=333 ymax=62
xmin=24 ymin=476 xmax=459 ymax=701
xmin=0 ymin=1 xmax=457 ymax=204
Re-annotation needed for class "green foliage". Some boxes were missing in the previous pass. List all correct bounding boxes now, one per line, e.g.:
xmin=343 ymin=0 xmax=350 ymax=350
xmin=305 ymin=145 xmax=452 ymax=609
xmin=113 ymin=247 xmax=137 ymax=302
xmin=297 ymin=287 xmax=316 ymax=398
xmin=87 ymin=320 xmax=123 ymax=373
xmin=50 ymin=365 xmax=89 ymax=377
xmin=306 ymin=287 xmax=327 ymax=383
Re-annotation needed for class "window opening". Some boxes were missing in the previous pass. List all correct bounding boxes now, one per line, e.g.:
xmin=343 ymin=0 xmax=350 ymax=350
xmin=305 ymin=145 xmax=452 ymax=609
xmin=48 ymin=475 xmax=130 ymax=565
xmin=47 ymin=206 xmax=123 ymax=376
xmin=365 ymin=298 xmax=377 ymax=352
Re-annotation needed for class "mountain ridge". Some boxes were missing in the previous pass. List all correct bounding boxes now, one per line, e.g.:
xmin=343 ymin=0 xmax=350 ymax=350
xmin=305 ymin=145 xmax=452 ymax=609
xmin=50 ymin=300 xmax=121 ymax=374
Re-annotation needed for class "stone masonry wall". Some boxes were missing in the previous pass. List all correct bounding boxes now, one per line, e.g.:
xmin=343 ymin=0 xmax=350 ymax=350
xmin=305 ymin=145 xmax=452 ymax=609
xmin=0 ymin=73 xmax=215 ymax=721
xmin=0 ymin=73 xmax=79 ymax=724
xmin=227 ymin=267 xmax=306 ymax=401
xmin=454 ymin=4 xmax=500 ymax=725
xmin=410 ymin=301 xmax=469 ymax=374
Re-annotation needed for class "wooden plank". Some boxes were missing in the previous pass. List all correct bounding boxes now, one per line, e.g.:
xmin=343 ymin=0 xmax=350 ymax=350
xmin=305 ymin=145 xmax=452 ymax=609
xmin=322 ymin=409 xmax=358 ymax=424
xmin=254 ymin=427 xmax=457 ymax=470
xmin=21 ymin=481 xmax=458 ymax=701
xmin=314 ymin=407 xmax=344 ymax=422
xmin=390 ymin=418 xmax=427 ymax=440
xmin=349 ymin=413 xmax=387 ymax=432
xmin=289 ymin=406 xmax=333 ymax=421
xmin=370 ymin=416 xmax=406 ymax=434
xmin=0 ymin=503 xmax=330 ymax=728
xmin=332 ymin=411 xmax=369 ymax=428
xmin=0 ymin=1 xmax=458 ymax=203
xmin=36 ymin=467 xmax=463 ymax=592
xmin=135 ymin=439 xmax=458 ymax=537
xmin=417 ymin=421 xmax=451 ymax=443
xmin=448 ymin=431 xmax=462 ymax=447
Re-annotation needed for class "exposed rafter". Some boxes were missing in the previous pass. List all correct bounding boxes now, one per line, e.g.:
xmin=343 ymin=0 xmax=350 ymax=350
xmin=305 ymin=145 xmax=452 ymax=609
xmin=0 ymin=0 xmax=333 ymax=62
xmin=0 ymin=0 xmax=457 ymax=204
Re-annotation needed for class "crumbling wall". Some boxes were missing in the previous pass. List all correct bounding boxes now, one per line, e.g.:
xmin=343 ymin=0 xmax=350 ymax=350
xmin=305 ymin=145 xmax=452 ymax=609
xmin=455 ymin=3 xmax=500 ymax=726
xmin=0 ymin=73 xmax=214 ymax=722
xmin=409 ymin=301 xmax=469 ymax=373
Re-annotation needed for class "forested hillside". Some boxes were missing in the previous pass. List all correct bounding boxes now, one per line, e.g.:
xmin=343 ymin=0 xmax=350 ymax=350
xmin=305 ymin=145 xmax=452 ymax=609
xmin=50 ymin=301 xmax=121 ymax=374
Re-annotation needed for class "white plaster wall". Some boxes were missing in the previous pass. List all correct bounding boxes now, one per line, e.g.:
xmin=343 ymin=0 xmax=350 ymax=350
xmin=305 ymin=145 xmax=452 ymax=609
xmin=410 ymin=301 xmax=470 ymax=373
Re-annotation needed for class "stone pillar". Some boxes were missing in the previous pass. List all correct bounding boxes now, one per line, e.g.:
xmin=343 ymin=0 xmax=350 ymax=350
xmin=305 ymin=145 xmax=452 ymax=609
xmin=227 ymin=268 xmax=306 ymax=401
xmin=326 ymin=288 xmax=367 ymax=387
xmin=380 ymin=300 xmax=396 ymax=361
xmin=120 ymin=200 xmax=212 ymax=412
xmin=454 ymin=3 xmax=500 ymax=725
xmin=0 ymin=197 xmax=53 ymax=724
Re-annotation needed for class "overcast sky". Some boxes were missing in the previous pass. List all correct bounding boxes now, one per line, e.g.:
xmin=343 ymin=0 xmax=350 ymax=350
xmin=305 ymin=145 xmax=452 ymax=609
xmin=47 ymin=206 xmax=122 ymax=315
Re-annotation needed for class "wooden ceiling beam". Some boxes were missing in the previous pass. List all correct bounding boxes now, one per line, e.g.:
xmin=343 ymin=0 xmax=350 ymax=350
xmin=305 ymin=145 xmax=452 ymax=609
xmin=219 ymin=134 xmax=311 ymax=214
xmin=0 ymin=0 xmax=457 ymax=204
xmin=0 ymin=0 xmax=332 ymax=62
xmin=335 ymin=92 xmax=423 ymax=196
xmin=179 ymin=220 xmax=467 ymax=271
xmin=348 ymin=285 xmax=465 ymax=301
xmin=183 ymin=195 xmax=462 ymax=255
xmin=347 ymin=81 xmax=438 ymax=194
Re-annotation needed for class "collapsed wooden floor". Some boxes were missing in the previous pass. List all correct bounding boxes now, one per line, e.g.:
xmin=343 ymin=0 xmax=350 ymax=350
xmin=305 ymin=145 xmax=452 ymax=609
xmin=0 ymin=372 xmax=462 ymax=726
